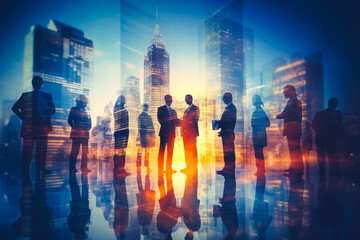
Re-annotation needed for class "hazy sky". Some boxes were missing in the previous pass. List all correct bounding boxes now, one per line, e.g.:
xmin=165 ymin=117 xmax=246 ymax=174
xmin=0 ymin=0 xmax=359 ymax=117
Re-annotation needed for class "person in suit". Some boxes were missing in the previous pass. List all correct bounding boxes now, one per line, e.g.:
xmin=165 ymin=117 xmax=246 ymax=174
xmin=12 ymin=76 xmax=55 ymax=175
xmin=302 ymin=121 xmax=313 ymax=174
xmin=216 ymin=92 xmax=237 ymax=175
xmin=182 ymin=167 xmax=201 ymax=240
xmin=68 ymin=95 xmax=92 ymax=174
xmin=251 ymin=95 xmax=270 ymax=176
xmin=113 ymin=95 xmax=130 ymax=177
xmin=157 ymin=95 xmax=179 ymax=175
xmin=67 ymin=172 xmax=91 ymax=239
xmin=136 ymin=103 xmax=156 ymax=173
xmin=136 ymin=171 xmax=156 ymax=236
xmin=181 ymin=94 xmax=200 ymax=173
xmin=311 ymin=98 xmax=343 ymax=176
xmin=157 ymin=173 xmax=181 ymax=240
xmin=276 ymin=85 xmax=303 ymax=177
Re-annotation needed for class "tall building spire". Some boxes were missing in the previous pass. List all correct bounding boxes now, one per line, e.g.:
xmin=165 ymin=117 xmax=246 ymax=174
xmin=148 ymin=8 xmax=165 ymax=50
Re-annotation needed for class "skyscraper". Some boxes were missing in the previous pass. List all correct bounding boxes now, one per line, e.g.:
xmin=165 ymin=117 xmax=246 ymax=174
xmin=144 ymin=23 xmax=170 ymax=125
xmin=204 ymin=0 xmax=245 ymax=161
xmin=23 ymin=19 xmax=94 ymax=156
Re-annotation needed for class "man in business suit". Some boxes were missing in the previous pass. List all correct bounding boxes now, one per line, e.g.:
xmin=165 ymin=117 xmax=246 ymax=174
xmin=12 ymin=76 xmax=55 ymax=174
xmin=216 ymin=92 xmax=237 ymax=175
xmin=276 ymin=84 xmax=303 ymax=177
xmin=157 ymin=95 xmax=179 ymax=175
xmin=181 ymin=94 xmax=200 ymax=173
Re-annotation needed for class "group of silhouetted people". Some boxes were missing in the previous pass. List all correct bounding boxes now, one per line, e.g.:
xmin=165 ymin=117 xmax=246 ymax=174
xmin=12 ymin=76 xmax=343 ymax=180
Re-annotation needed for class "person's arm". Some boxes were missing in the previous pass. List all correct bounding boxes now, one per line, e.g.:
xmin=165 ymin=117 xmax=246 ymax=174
xmin=276 ymin=107 xmax=287 ymax=119
xmin=86 ymin=114 xmax=92 ymax=131
xmin=12 ymin=94 xmax=23 ymax=120
xmin=157 ymin=107 xmax=166 ymax=125
xmin=68 ymin=109 xmax=74 ymax=127
xmin=264 ymin=111 xmax=270 ymax=127
xmin=48 ymin=94 xmax=55 ymax=116
xmin=192 ymin=106 xmax=200 ymax=122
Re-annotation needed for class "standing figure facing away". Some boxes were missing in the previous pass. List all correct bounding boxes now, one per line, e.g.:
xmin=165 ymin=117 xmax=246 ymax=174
xmin=276 ymin=85 xmax=303 ymax=177
xmin=251 ymin=95 xmax=270 ymax=176
xmin=181 ymin=94 xmax=200 ymax=173
xmin=311 ymin=98 xmax=343 ymax=176
xmin=216 ymin=92 xmax=237 ymax=175
xmin=157 ymin=95 xmax=180 ymax=175
xmin=68 ymin=95 xmax=92 ymax=174
xmin=136 ymin=103 xmax=156 ymax=173
xmin=113 ymin=95 xmax=130 ymax=177
xmin=12 ymin=76 xmax=55 ymax=175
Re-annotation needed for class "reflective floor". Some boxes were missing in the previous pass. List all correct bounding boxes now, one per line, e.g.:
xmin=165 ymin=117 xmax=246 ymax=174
xmin=1 ymin=155 xmax=360 ymax=240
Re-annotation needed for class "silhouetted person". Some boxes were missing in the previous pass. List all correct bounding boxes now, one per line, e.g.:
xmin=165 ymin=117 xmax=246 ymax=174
xmin=311 ymin=98 xmax=343 ymax=176
xmin=287 ymin=175 xmax=304 ymax=240
xmin=12 ymin=76 xmax=55 ymax=175
xmin=136 ymin=103 xmax=155 ymax=173
xmin=302 ymin=121 xmax=313 ymax=174
xmin=182 ymin=168 xmax=201 ymax=240
xmin=251 ymin=95 xmax=270 ymax=176
xmin=157 ymin=173 xmax=181 ymax=240
xmin=68 ymin=172 xmax=91 ymax=239
xmin=315 ymin=171 xmax=344 ymax=240
xmin=181 ymin=94 xmax=200 ymax=173
xmin=215 ymin=92 xmax=237 ymax=175
xmin=113 ymin=173 xmax=129 ymax=240
xmin=68 ymin=95 xmax=92 ymax=173
xmin=213 ymin=172 xmax=238 ymax=240
xmin=157 ymin=95 xmax=180 ymax=175
xmin=136 ymin=171 xmax=155 ymax=236
xmin=252 ymin=175 xmax=272 ymax=240
xmin=113 ymin=95 xmax=130 ymax=177
xmin=12 ymin=168 xmax=54 ymax=239
xmin=276 ymin=85 xmax=303 ymax=177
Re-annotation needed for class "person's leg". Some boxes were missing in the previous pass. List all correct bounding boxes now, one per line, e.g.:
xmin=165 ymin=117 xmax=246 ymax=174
xmin=70 ymin=138 xmax=81 ymax=170
xmin=35 ymin=136 xmax=48 ymax=171
xmin=136 ymin=147 xmax=142 ymax=167
xmin=144 ymin=147 xmax=150 ymax=167
xmin=315 ymin=137 xmax=326 ymax=176
xmin=81 ymin=139 xmax=89 ymax=170
xmin=287 ymin=137 xmax=303 ymax=174
xmin=21 ymin=137 xmax=34 ymax=172
xmin=158 ymin=137 xmax=166 ymax=172
xmin=326 ymin=141 xmax=340 ymax=175
xmin=222 ymin=135 xmax=236 ymax=171
xmin=183 ymin=138 xmax=190 ymax=167
xmin=254 ymin=146 xmax=265 ymax=175
xmin=166 ymin=137 xmax=175 ymax=171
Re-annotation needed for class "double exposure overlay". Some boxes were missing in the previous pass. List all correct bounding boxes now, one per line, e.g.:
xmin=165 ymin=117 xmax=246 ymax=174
xmin=0 ymin=0 xmax=360 ymax=239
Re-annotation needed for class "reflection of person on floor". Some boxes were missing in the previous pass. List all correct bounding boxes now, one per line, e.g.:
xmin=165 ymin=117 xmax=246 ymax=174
xmin=12 ymin=76 xmax=55 ymax=175
xmin=181 ymin=94 xmax=200 ymax=173
xmin=113 ymin=173 xmax=129 ymax=239
xmin=276 ymin=85 xmax=303 ymax=177
xmin=215 ymin=93 xmax=237 ymax=175
xmin=137 ymin=104 xmax=155 ymax=173
xmin=136 ymin=172 xmax=155 ymax=236
xmin=113 ymin=95 xmax=130 ymax=177
xmin=157 ymin=173 xmax=181 ymax=240
xmin=157 ymin=95 xmax=180 ymax=175
xmin=251 ymin=95 xmax=270 ymax=176
xmin=12 ymin=169 xmax=54 ymax=239
xmin=302 ymin=121 xmax=313 ymax=174
xmin=315 ymin=170 xmax=344 ymax=239
xmin=213 ymin=173 xmax=238 ymax=239
xmin=68 ymin=95 xmax=92 ymax=174
xmin=287 ymin=176 xmax=304 ymax=239
xmin=68 ymin=173 xmax=91 ymax=239
xmin=311 ymin=98 xmax=343 ymax=176
xmin=252 ymin=175 xmax=272 ymax=240
xmin=182 ymin=168 xmax=201 ymax=240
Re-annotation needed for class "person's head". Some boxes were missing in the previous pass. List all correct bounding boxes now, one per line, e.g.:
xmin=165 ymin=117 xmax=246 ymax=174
xmin=142 ymin=103 xmax=149 ymax=112
xmin=32 ymin=76 xmax=43 ymax=90
xmin=328 ymin=98 xmax=338 ymax=109
xmin=185 ymin=94 xmax=193 ymax=105
xmin=76 ymin=94 xmax=88 ymax=108
xmin=283 ymin=85 xmax=297 ymax=99
xmin=164 ymin=95 xmax=173 ymax=106
xmin=222 ymin=92 xmax=232 ymax=105
xmin=116 ymin=95 xmax=126 ymax=106
xmin=252 ymin=94 xmax=263 ymax=107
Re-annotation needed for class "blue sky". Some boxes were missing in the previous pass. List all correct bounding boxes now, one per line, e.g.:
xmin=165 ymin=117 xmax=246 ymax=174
xmin=0 ymin=0 xmax=359 ymax=117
